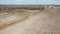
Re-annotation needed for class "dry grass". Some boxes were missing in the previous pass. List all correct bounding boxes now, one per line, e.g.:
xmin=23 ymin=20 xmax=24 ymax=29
xmin=0 ymin=9 xmax=41 ymax=30
xmin=0 ymin=9 xmax=30 ymax=29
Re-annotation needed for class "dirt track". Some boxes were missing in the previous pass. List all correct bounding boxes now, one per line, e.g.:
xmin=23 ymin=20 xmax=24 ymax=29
xmin=0 ymin=9 xmax=60 ymax=34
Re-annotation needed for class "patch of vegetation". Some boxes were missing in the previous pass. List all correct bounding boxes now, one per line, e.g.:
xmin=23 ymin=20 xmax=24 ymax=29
xmin=0 ymin=9 xmax=31 ymax=18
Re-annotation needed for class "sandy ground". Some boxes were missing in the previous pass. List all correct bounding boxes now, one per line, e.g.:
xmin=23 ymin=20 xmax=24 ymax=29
xmin=0 ymin=9 xmax=60 ymax=34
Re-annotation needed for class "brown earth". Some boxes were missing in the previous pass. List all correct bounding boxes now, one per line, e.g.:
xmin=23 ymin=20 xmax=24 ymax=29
xmin=0 ymin=6 xmax=60 ymax=34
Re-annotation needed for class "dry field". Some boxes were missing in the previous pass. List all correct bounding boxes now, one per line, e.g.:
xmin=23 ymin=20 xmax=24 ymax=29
xmin=0 ymin=5 xmax=60 ymax=34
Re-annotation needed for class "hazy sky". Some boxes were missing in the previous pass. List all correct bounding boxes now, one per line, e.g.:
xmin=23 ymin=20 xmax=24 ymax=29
xmin=0 ymin=0 xmax=60 ymax=5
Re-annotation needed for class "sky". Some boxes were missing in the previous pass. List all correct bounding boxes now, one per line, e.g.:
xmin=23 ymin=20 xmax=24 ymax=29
xmin=0 ymin=0 xmax=60 ymax=5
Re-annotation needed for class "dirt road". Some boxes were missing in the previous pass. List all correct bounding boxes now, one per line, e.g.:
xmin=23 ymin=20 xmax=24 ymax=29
xmin=0 ymin=9 xmax=60 ymax=34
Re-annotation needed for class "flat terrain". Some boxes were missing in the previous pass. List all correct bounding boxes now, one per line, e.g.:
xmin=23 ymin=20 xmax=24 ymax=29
xmin=0 ymin=5 xmax=60 ymax=34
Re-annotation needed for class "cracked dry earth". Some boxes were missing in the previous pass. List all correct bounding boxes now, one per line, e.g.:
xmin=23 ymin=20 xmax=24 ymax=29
xmin=0 ymin=9 xmax=60 ymax=34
